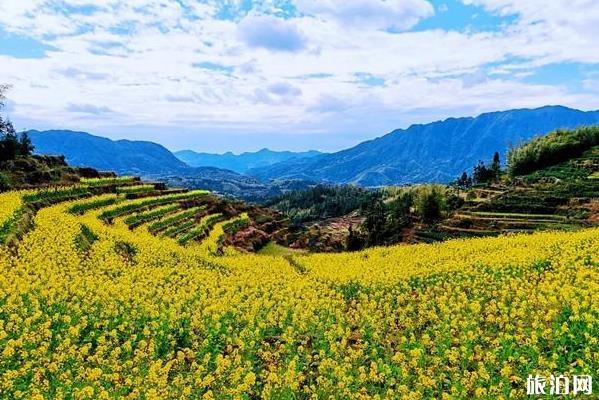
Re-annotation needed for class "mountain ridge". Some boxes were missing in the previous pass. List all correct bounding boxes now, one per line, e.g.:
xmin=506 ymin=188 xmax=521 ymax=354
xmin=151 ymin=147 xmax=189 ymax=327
xmin=249 ymin=105 xmax=599 ymax=186
xmin=175 ymin=148 xmax=322 ymax=174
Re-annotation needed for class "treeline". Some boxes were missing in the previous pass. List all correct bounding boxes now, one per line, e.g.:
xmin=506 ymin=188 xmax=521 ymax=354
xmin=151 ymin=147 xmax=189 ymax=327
xmin=507 ymin=126 xmax=599 ymax=176
xmin=268 ymin=184 xmax=379 ymax=224
xmin=454 ymin=151 xmax=502 ymax=189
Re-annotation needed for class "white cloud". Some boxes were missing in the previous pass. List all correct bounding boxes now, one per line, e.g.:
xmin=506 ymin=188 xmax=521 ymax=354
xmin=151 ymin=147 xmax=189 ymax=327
xmin=238 ymin=15 xmax=307 ymax=52
xmin=0 ymin=0 xmax=596 ymax=152
xmin=296 ymin=0 xmax=434 ymax=30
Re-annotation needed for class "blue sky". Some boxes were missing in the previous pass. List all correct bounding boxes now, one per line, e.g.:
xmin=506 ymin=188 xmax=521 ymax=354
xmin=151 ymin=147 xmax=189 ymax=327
xmin=0 ymin=0 xmax=597 ymax=153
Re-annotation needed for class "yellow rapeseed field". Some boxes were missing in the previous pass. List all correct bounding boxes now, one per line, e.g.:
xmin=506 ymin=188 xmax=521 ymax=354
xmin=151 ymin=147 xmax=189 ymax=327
xmin=0 ymin=189 xmax=597 ymax=399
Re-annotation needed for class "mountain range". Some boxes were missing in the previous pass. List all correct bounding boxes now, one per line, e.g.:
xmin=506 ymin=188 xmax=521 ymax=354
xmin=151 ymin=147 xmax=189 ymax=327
xmin=27 ymin=105 xmax=599 ymax=192
xmin=27 ymin=130 xmax=315 ymax=200
xmin=250 ymin=106 xmax=599 ymax=186
xmin=175 ymin=148 xmax=321 ymax=174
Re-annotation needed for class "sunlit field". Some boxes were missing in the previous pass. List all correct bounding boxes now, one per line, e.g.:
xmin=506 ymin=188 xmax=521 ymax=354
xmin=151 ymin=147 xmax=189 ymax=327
xmin=1 ymin=185 xmax=597 ymax=399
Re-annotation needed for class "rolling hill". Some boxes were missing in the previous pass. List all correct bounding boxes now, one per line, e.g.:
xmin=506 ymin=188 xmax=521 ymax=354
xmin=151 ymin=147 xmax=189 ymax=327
xmin=250 ymin=106 xmax=599 ymax=186
xmin=175 ymin=148 xmax=321 ymax=174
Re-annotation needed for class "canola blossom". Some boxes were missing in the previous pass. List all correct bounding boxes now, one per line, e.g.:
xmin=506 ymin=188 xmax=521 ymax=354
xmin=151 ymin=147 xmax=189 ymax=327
xmin=0 ymin=189 xmax=597 ymax=399
xmin=0 ymin=190 xmax=24 ymax=226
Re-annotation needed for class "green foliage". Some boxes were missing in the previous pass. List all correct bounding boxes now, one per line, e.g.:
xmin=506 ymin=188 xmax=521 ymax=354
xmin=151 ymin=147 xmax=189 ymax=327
xmin=454 ymin=171 xmax=472 ymax=190
xmin=114 ymin=241 xmax=137 ymax=264
xmin=148 ymin=207 xmax=204 ymax=234
xmin=363 ymin=199 xmax=387 ymax=246
xmin=68 ymin=197 xmax=119 ymax=215
xmin=472 ymin=152 xmax=502 ymax=184
xmin=0 ymin=207 xmax=34 ymax=246
xmin=361 ymin=184 xmax=458 ymax=247
xmin=416 ymin=187 xmax=444 ymax=223
xmin=177 ymin=213 xmax=223 ymax=245
xmin=269 ymin=184 xmax=379 ymax=224
xmin=507 ymin=126 xmax=599 ymax=176
xmin=80 ymin=176 xmax=137 ymax=187
xmin=74 ymin=224 xmax=99 ymax=253
xmin=257 ymin=242 xmax=301 ymax=256
xmin=345 ymin=225 xmax=365 ymax=251
xmin=99 ymin=191 xmax=208 ymax=221
xmin=123 ymin=204 xmax=180 ymax=228
xmin=162 ymin=220 xmax=196 ymax=238
xmin=222 ymin=217 xmax=250 ymax=235
xmin=23 ymin=187 xmax=91 ymax=208
xmin=115 ymin=184 xmax=155 ymax=195
xmin=0 ymin=172 xmax=11 ymax=191
xmin=523 ymin=146 xmax=598 ymax=182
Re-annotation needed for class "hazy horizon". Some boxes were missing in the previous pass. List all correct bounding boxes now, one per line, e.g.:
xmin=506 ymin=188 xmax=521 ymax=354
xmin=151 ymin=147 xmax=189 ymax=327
xmin=23 ymin=104 xmax=599 ymax=155
xmin=1 ymin=0 xmax=598 ymax=153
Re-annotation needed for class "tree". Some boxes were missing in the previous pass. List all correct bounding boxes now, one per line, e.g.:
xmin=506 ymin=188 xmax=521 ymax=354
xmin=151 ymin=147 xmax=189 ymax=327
xmin=388 ymin=192 xmax=412 ymax=228
xmin=490 ymin=151 xmax=501 ymax=179
xmin=419 ymin=188 xmax=444 ymax=223
xmin=455 ymin=171 xmax=472 ymax=189
xmin=18 ymin=131 xmax=34 ymax=156
xmin=363 ymin=199 xmax=387 ymax=246
xmin=345 ymin=225 xmax=365 ymax=251
xmin=0 ymin=119 xmax=19 ymax=162
xmin=473 ymin=161 xmax=491 ymax=184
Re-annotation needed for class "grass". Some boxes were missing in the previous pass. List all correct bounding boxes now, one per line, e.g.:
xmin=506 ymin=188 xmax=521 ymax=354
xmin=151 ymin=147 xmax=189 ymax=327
xmin=258 ymin=242 xmax=305 ymax=256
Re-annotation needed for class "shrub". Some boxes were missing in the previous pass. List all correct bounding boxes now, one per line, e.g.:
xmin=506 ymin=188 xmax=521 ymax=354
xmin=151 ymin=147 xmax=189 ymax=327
xmin=0 ymin=172 xmax=11 ymax=191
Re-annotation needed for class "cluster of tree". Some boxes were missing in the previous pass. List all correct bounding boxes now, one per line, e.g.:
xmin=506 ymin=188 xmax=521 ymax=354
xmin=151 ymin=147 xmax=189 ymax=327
xmin=349 ymin=185 xmax=461 ymax=250
xmin=507 ymin=126 xmax=599 ymax=176
xmin=268 ymin=184 xmax=380 ymax=224
xmin=0 ymin=85 xmax=34 ymax=163
xmin=454 ymin=151 xmax=501 ymax=189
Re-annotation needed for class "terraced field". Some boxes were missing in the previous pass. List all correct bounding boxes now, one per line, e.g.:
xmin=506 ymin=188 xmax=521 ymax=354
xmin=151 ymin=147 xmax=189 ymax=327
xmin=415 ymin=148 xmax=599 ymax=243
xmin=1 ymin=178 xmax=598 ymax=399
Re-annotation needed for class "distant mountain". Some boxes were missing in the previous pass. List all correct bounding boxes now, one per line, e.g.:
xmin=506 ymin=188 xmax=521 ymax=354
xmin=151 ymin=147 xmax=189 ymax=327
xmin=175 ymin=148 xmax=322 ymax=174
xmin=26 ymin=129 xmax=315 ymax=201
xmin=250 ymin=106 xmax=599 ymax=186
xmin=28 ymin=130 xmax=188 ymax=175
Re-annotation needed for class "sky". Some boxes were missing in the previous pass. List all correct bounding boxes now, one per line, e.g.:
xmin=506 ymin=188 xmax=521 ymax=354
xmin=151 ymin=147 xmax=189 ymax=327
xmin=0 ymin=0 xmax=598 ymax=154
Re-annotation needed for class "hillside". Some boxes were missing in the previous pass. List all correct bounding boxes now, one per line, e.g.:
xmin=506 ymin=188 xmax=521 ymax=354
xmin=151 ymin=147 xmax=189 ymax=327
xmin=29 ymin=130 xmax=189 ymax=175
xmin=0 ymin=154 xmax=114 ymax=190
xmin=250 ymin=106 xmax=599 ymax=186
xmin=1 ymin=177 xmax=598 ymax=398
xmin=175 ymin=148 xmax=321 ymax=174
xmin=430 ymin=127 xmax=599 ymax=242
xmin=267 ymin=126 xmax=599 ymax=250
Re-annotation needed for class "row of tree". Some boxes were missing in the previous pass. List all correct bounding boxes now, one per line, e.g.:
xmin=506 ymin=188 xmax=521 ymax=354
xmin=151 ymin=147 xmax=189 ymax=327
xmin=454 ymin=151 xmax=502 ymax=189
